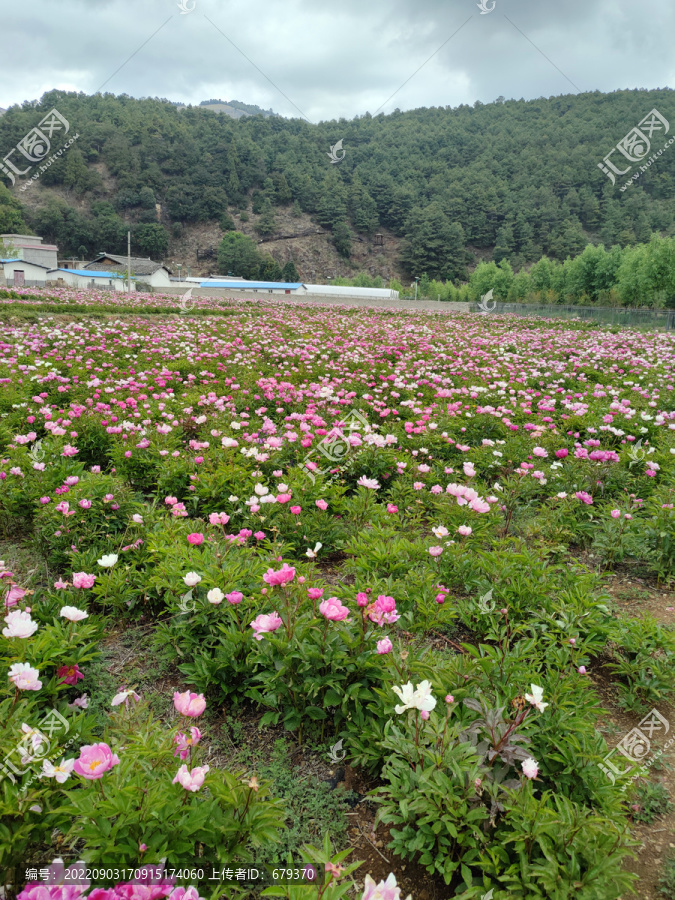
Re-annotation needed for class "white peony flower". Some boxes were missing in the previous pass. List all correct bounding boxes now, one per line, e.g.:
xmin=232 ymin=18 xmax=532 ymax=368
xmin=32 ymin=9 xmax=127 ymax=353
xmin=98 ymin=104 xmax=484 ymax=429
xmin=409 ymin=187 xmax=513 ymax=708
xmin=525 ymin=684 xmax=548 ymax=712
xmin=184 ymin=572 xmax=202 ymax=587
xmin=207 ymin=588 xmax=224 ymax=605
xmin=97 ymin=554 xmax=118 ymax=567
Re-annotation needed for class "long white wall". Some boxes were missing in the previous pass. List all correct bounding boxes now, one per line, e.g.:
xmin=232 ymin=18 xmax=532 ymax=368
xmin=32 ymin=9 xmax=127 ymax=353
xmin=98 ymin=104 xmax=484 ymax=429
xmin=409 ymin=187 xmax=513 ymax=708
xmin=302 ymin=284 xmax=399 ymax=298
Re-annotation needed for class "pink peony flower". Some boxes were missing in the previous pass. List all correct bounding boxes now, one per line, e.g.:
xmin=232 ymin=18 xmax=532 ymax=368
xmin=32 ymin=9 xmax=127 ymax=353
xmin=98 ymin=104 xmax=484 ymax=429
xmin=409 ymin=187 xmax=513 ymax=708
xmin=555 ymin=448 xmax=569 ymax=458
xmin=78 ymin=499 xmax=92 ymax=509
xmin=428 ymin=546 xmax=443 ymax=557
xmin=173 ymin=691 xmax=206 ymax=717
xmin=308 ymin=587 xmax=324 ymax=600
xmin=168 ymin=889 xmax=203 ymax=900
xmin=209 ymin=511 xmax=230 ymax=525
xmin=575 ymin=491 xmax=593 ymax=505
xmin=4 ymin=584 xmax=27 ymax=607
xmin=356 ymin=592 xmax=369 ymax=607
xmin=3 ymin=609 xmax=38 ymax=638
xmin=376 ymin=637 xmax=393 ymax=655
xmin=610 ymin=509 xmax=621 ymax=518
xmin=60 ymin=606 xmax=88 ymax=621
xmin=457 ymin=525 xmax=472 ymax=536
xmin=73 ymin=742 xmax=120 ymax=780
xmin=319 ymin=597 xmax=350 ymax=621
xmin=263 ymin=563 xmax=296 ymax=586
xmin=174 ymin=726 xmax=202 ymax=759
xmin=522 ymin=757 xmax=539 ymax=779
xmin=18 ymin=860 xmax=90 ymax=900
xmin=250 ymin=611 xmax=283 ymax=640
xmin=68 ymin=694 xmax=89 ymax=709
xmin=368 ymin=595 xmax=400 ymax=626
xmin=357 ymin=477 xmax=380 ymax=490
xmin=276 ymin=493 xmax=292 ymax=504
xmin=111 ymin=689 xmax=140 ymax=707
xmin=187 ymin=533 xmax=204 ymax=546
xmin=58 ymin=664 xmax=84 ymax=686
xmin=361 ymin=873 xmax=411 ymax=900
xmin=173 ymin=764 xmax=209 ymax=791
xmin=386 ymin=504 xmax=398 ymax=514
xmin=226 ymin=591 xmax=243 ymax=604
xmin=290 ymin=505 xmax=302 ymax=515
xmin=316 ymin=499 xmax=328 ymax=510
xmin=8 ymin=662 xmax=42 ymax=691
xmin=72 ymin=573 xmax=96 ymax=589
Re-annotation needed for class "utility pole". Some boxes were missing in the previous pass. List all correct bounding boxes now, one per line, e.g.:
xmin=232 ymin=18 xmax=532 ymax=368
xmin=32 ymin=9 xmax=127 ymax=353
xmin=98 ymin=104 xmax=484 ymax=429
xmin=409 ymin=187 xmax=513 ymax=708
xmin=127 ymin=231 xmax=131 ymax=296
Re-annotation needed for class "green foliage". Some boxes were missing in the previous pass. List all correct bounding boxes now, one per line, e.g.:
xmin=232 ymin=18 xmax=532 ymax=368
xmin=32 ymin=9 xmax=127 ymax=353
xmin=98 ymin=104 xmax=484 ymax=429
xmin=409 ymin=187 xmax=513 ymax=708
xmin=0 ymin=88 xmax=673 ymax=277
xmin=32 ymin=473 xmax=137 ymax=569
xmin=606 ymin=615 xmax=675 ymax=712
xmin=373 ymin=695 xmax=636 ymax=897
xmin=629 ymin=779 xmax=673 ymax=823
xmin=257 ymin=255 xmax=283 ymax=281
xmin=332 ymin=221 xmax=352 ymax=259
xmin=400 ymin=202 xmax=467 ymax=281
xmin=281 ymin=260 xmax=300 ymax=282
xmin=133 ymin=223 xmax=169 ymax=259
xmin=0 ymin=185 xmax=28 ymax=234
xmin=217 ymin=231 xmax=263 ymax=278
xmin=0 ymin=604 xmax=104 ymax=870
xmin=219 ymin=212 xmax=236 ymax=231
xmin=250 ymin=740 xmax=356 ymax=863
xmin=56 ymin=701 xmax=285 ymax=877
xmin=660 ymin=855 xmax=675 ymax=898
xmin=261 ymin=833 xmax=362 ymax=900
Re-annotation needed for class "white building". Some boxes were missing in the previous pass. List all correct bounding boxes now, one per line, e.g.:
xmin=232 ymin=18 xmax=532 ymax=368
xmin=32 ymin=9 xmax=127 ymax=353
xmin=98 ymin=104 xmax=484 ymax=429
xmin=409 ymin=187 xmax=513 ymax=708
xmin=47 ymin=268 xmax=133 ymax=291
xmin=84 ymin=254 xmax=171 ymax=288
xmin=303 ymin=284 xmax=399 ymax=299
xmin=0 ymin=233 xmax=59 ymax=270
xmin=201 ymin=280 xmax=305 ymax=294
xmin=0 ymin=258 xmax=52 ymax=287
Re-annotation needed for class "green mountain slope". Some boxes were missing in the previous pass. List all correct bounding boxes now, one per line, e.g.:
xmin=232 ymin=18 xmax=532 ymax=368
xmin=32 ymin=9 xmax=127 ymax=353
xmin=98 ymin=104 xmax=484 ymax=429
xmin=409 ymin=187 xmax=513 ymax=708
xmin=0 ymin=88 xmax=673 ymax=277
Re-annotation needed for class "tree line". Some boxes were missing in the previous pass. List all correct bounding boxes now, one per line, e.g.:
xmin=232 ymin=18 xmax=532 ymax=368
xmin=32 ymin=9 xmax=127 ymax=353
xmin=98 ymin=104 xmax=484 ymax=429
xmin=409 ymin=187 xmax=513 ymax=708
xmin=0 ymin=88 xmax=672 ymax=287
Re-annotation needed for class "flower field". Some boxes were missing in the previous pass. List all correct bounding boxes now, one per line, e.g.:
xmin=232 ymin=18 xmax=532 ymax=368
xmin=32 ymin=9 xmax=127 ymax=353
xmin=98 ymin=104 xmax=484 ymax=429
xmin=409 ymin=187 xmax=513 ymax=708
xmin=1 ymin=294 xmax=675 ymax=900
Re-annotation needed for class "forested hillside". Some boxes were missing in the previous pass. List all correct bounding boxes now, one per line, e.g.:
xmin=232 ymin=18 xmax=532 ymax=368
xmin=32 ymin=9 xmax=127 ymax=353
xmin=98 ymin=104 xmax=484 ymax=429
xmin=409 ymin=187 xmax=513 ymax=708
xmin=0 ymin=87 xmax=673 ymax=280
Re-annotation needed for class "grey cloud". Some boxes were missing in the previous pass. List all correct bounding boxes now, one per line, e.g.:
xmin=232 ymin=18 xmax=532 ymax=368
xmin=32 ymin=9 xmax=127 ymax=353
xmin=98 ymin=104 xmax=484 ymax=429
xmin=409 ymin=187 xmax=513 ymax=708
xmin=0 ymin=0 xmax=672 ymax=122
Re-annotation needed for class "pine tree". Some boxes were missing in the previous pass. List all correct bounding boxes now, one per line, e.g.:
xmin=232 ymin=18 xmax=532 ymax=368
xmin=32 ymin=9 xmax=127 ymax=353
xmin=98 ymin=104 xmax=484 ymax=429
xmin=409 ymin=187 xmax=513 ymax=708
xmin=217 ymin=232 xmax=262 ymax=278
xmin=493 ymin=224 xmax=515 ymax=263
xmin=400 ymin=203 xmax=466 ymax=281
xmin=257 ymin=256 xmax=283 ymax=281
xmin=316 ymin=173 xmax=348 ymax=228
xmin=332 ymin=221 xmax=352 ymax=258
xmin=255 ymin=206 xmax=277 ymax=237
xmin=281 ymin=260 xmax=300 ymax=282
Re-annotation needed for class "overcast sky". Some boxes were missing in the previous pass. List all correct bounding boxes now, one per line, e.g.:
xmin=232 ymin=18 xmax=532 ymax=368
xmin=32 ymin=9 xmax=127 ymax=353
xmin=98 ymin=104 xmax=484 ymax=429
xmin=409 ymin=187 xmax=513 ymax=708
xmin=1 ymin=0 xmax=673 ymax=122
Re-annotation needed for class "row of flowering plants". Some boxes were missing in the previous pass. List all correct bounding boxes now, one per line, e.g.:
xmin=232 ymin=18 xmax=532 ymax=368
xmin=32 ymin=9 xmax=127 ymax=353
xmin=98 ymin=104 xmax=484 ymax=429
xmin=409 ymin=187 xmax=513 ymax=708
xmin=1 ymin=301 xmax=675 ymax=897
